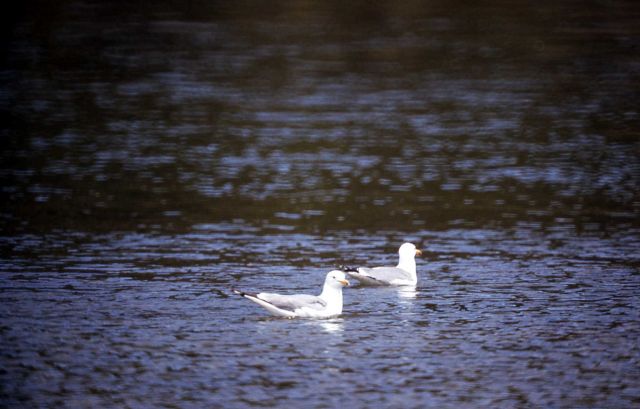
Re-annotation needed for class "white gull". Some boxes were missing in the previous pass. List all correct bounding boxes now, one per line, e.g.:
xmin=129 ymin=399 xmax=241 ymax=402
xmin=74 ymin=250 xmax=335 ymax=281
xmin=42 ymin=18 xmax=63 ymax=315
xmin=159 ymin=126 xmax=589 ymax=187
xmin=340 ymin=242 xmax=422 ymax=286
xmin=232 ymin=270 xmax=350 ymax=318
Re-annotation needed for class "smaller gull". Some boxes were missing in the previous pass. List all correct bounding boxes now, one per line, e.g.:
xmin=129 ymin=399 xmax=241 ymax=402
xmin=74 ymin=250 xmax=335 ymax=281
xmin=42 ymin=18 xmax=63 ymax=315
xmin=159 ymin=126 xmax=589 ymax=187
xmin=232 ymin=270 xmax=350 ymax=318
xmin=340 ymin=242 xmax=422 ymax=286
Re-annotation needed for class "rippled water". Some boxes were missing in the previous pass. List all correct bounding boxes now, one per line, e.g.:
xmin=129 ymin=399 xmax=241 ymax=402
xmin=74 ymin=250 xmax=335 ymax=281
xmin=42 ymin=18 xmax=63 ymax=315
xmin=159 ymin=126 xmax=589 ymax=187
xmin=2 ymin=1 xmax=640 ymax=407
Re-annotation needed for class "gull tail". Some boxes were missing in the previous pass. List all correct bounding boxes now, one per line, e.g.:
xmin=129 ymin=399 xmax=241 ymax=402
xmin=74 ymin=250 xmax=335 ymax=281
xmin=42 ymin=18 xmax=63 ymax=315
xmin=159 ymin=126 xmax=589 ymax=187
xmin=232 ymin=288 xmax=296 ymax=318
xmin=338 ymin=266 xmax=386 ymax=286
xmin=337 ymin=265 xmax=359 ymax=273
xmin=231 ymin=288 xmax=258 ymax=298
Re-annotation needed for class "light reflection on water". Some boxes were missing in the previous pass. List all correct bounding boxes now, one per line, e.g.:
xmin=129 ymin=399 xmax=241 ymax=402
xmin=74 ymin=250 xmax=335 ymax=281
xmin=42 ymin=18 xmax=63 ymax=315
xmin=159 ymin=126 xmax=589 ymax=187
xmin=2 ymin=225 xmax=639 ymax=407
xmin=1 ymin=0 xmax=640 ymax=407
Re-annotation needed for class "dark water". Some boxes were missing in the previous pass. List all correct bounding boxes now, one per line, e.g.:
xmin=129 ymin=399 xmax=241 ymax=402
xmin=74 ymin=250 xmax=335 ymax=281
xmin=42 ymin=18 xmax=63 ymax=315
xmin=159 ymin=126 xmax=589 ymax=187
xmin=2 ymin=1 xmax=640 ymax=407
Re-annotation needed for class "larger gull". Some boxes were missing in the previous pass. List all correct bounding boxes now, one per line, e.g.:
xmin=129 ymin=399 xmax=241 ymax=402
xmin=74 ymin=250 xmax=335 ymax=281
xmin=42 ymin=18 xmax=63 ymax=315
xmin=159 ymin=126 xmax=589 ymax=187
xmin=340 ymin=242 xmax=422 ymax=286
xmin=232 ymin=270 xmax=350 ymax=318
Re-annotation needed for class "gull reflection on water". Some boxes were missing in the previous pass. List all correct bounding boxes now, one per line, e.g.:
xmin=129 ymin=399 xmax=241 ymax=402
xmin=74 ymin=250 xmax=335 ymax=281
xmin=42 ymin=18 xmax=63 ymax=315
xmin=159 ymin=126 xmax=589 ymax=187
xmin=397 ymin=286 xmax=417 ymax=300
xmin=318 ymin=318 xmax=345 ymax=334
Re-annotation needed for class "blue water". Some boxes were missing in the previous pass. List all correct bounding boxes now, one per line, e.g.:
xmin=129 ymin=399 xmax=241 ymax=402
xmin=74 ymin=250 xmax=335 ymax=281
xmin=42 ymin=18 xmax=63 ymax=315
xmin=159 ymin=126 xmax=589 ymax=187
xmin=2 ymin=226 xmax=639 ymax=407
xmin=2 ymin=0 xmax=640 ymax=407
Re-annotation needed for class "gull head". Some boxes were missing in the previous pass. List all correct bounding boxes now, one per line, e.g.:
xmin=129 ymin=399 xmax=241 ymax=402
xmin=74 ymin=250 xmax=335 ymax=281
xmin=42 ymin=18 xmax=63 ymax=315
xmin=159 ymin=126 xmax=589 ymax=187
xmin=399 ymin=242 xmax=422 ymax=258
xmin=326 ymin=270 xmax=350 ymax=288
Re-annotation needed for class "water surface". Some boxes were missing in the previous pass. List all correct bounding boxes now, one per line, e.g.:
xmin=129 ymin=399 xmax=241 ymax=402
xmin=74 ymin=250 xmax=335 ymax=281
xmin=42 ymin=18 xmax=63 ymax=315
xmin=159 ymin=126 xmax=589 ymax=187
xmin=1 ymin=1 xmax=639 ymax=407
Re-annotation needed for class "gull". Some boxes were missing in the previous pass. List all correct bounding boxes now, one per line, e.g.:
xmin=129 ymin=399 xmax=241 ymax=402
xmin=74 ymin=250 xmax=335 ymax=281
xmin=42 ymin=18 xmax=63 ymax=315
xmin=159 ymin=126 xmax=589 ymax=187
xmin=232 ymin=270 xmax=350 ymax=318
xmin=340 ymin=242 xmax=422 ymax=286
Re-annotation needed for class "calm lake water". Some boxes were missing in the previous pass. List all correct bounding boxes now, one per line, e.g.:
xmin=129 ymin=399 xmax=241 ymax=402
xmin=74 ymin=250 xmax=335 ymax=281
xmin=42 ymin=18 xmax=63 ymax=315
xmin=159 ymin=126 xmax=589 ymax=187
xmin=2 ymin=1 xmax=639 ymax=408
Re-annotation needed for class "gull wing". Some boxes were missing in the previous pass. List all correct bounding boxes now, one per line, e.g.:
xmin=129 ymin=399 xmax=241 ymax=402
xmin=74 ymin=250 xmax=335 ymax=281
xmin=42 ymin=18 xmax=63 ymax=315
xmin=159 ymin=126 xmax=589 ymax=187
xmin=257 ymin=293 xmax=327 ymax=312
xmin=351 ymin=266 xmax=412 ymax=285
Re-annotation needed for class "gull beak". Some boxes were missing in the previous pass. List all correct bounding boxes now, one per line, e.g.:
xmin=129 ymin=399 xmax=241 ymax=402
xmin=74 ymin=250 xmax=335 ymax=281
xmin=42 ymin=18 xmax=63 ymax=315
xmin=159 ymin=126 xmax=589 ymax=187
xmin=415 ymin=249 xmax=423 ymax=256
xmin=338 ymin=279 xmax=350 ymax=287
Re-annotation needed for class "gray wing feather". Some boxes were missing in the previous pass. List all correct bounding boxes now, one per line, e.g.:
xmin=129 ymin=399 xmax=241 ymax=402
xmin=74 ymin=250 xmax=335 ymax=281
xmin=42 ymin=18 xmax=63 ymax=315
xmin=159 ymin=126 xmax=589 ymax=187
xmin=358 ymin=267 xmax=412 ymax=283
xmin=258 ymin=293 xmax=327 ymax=311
